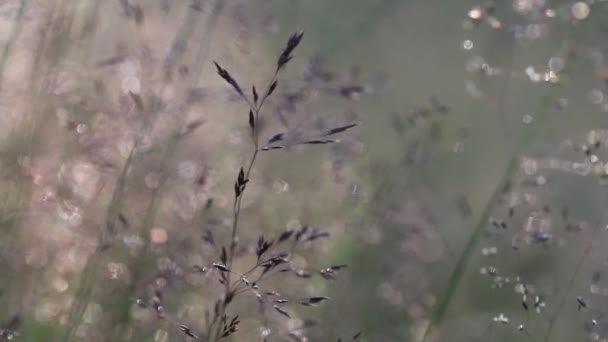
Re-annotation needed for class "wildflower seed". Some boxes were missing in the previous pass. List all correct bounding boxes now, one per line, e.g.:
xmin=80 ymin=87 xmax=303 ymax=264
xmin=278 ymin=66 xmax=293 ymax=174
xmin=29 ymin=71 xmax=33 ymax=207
xmin=179 ymin=324 xmax=198 ymax=339
xmin=273 ymin=305 xmax=290 ymax=318
xmin=212 ymin=263 xmax=230 ymax=273
xmin=577 ymin=296 xmax=588 ymax=310
xmin=493 ymin=313 xmax=509 ymax=324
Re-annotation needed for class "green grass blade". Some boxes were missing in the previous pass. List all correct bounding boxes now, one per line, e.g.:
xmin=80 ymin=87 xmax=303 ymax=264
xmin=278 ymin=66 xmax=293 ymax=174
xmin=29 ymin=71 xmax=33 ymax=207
xmin=421 ymin=86 xmax=559 ymax=341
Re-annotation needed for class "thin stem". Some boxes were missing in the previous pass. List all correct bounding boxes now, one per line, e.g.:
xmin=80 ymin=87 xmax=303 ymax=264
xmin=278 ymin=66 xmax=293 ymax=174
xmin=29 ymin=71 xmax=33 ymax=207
xmin=226 ymin=69 xmax=279 ymax=264
xmin=0 ymin=0 xmax=28 ymax=92
xmin=212 ymin=68 xmax=280 ymax=342
xmin=542 ymin=207 xmax=606 ymax=341
xmin=421 ymin=86 xmax=559 ymax=342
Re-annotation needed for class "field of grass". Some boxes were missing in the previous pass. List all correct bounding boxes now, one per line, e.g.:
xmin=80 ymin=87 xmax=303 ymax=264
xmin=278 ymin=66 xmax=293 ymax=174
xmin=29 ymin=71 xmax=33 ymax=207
xmin=1 ymin=0 xmax=608 ymax=341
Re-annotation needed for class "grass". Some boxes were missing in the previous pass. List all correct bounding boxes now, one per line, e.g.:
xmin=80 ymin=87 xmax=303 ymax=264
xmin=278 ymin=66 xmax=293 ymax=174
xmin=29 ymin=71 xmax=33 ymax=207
xmin=421 ymin=7 xmax=604 ymax=342
xmin=421 ymin=86 xmax=559 ymax=341
xmin=60 ymin=3 xmax=226 ymax=340
xmin=0 ymin=2 xmax=359 ymax=341
xmin=3 ymin=1 xmax=608 ymax=341
xmin=205 ymin=30 xmax=364 ymax=341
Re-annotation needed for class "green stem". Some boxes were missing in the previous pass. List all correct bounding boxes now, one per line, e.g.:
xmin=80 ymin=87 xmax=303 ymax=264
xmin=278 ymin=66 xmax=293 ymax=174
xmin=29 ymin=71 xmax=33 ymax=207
xmin=0 ymin=0 xmax=28 ymax=92
xmin=542 ymin=197 xmax=607 ymax=341
xmin=421 ymin=85 xmax=559 ymax=341
xmin=62 ymin=2 xmax=224 ymax=340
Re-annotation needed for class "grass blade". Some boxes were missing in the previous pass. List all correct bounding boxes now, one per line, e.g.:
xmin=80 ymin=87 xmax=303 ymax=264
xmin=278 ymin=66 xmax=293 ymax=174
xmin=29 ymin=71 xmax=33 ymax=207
xmin=421 ymin=87 xmax=558 ymax=341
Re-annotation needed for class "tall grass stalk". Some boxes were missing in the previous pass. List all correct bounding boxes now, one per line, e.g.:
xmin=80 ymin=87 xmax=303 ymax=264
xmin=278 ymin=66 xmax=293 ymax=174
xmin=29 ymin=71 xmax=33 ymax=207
xmin=0 ymin=0 xmax=28 ymax=91
xmin=62 ymin=3 xmax=223 ymax=341
xmin=421 ymin=86 xmax=560 ymax=341
xmin=542 ymin=212 xmax=604 ymax=342
xmin=112 ymin=5 xmax=225 ymax=341
xmin=419 ymin=8 xmax=601 ymax=339
xmin=209 ymin=40 xmax=288 ymax=342
xmin=203 ymin=29 xmax=358 ymax=341
xmin=0 ymin=1 xmax=94 ymax=338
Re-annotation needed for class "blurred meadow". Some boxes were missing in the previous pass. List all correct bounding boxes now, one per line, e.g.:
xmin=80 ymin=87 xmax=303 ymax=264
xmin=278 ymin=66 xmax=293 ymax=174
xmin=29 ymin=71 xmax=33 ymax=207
xmin=1 ymin=0 xmax=608 ymax=341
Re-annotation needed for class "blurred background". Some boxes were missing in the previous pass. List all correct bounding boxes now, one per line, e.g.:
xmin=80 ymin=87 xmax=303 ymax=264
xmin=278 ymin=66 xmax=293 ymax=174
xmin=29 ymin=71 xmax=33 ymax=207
xmin=1 ymin=0 xmax=608 ymax=341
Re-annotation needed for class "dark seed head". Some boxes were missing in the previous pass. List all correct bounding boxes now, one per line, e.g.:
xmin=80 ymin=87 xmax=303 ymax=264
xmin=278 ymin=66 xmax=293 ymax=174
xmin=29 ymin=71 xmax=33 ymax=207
xmin=273 ymin=305 xmax=291 ymax=318
xmin=212 ymin=263 xmax=231 ymax=273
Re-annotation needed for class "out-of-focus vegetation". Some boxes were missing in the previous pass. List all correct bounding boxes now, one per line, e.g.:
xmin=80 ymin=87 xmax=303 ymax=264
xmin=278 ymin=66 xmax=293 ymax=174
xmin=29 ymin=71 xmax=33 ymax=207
xmin=2 ymin=0 xmax=608 ymax=341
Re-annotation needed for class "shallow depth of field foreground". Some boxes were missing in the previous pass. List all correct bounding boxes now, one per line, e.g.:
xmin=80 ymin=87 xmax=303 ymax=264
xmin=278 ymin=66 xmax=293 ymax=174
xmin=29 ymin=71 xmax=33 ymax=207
xmin=1 ymin=1 xmax=608 ymax=341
